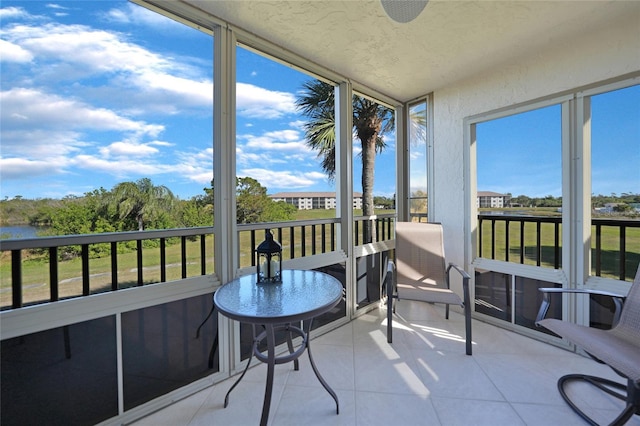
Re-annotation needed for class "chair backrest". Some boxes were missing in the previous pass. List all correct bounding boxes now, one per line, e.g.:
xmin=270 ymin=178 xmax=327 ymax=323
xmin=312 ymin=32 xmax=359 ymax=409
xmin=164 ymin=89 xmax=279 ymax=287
xmin=395 ymin=222 xmax=447 ymax=288
xmin=613 ymin=264 xmax=640 ymax=342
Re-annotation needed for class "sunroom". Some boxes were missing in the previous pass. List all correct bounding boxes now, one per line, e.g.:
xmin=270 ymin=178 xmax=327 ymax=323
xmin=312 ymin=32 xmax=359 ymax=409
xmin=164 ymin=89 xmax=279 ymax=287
xmin=1 ymin=1 xmax=639 ymax=425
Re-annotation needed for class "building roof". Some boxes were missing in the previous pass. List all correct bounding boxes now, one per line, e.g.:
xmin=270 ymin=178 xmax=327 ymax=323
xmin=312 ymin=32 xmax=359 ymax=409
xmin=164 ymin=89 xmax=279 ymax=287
xmin=269 ymin=192 xmax=363 ymax=198
xmin=477 ymin=191 xmax=508 ymax=197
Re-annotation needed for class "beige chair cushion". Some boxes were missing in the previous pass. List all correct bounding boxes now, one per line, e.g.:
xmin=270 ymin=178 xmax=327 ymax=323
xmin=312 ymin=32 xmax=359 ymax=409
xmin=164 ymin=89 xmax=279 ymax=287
xmin=538 ymin=266 xmax=640 ymax=382
xmin=395 ymin=222 xmax=462 ymax=307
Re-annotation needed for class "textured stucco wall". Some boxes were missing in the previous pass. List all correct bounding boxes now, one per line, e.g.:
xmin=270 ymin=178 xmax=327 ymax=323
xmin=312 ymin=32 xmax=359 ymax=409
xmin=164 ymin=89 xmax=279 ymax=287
xmin=431 ymin=13 xmax=639 ymax=273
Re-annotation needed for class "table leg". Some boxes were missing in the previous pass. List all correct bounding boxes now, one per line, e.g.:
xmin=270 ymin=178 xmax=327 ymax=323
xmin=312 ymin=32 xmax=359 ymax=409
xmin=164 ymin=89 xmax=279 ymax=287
xmin=223 ymin=324 xmax=256 ymax=408
xmin=261 ymin=323 xmax=277 ymax=426
xmin=285 ymin=323 xmax=299 ymax=371
xmin=306 ymin=319 xmax=339 ymax=415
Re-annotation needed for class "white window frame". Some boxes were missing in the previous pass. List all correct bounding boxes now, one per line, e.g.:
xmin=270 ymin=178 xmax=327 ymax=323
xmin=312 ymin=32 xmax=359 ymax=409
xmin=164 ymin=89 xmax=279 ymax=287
xmin=464 ymin=75 xmax=638 ymax=337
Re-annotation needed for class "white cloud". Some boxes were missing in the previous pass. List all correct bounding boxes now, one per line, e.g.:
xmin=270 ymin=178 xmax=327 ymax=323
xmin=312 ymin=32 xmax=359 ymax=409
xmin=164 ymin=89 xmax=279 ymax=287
xmin=382 ymin=133 xmax=396 ymax=149
xmin=237 ymin=82 xmax=296 ymax=119
xmin=72 ymin=154 xmax=168 ymax=177
xmin=137 ymin=72 xmax=212 ymax=107
xmin=240 ymin=129 xmax=311 ymax=153
xmin=288 ymin=120 xmax=306 ymax=129
xmin=236 ymin=147 xmax=263 ymax=166
xmin=0 ymin=128 xmax=85 ymax=158
xmin=3 ymin=21 xmax=213 ymax=109
xmin=103 ymin=3 xmax=186 ymax=30
xmin=0 ymin=6 xmax=29 ymax=19
xmin=46 ymin=4 xmax=68 ymax=11
xmin=100 ymin=141 xmax=159 ymax=158
xmin=149 ymin=140 xmax=173 ymax=147
xmin=1 ymin=88 xmax=164 ymax=137
xmin=70 ymin=145 xmax=214 ymax=185
xmin=0 ymin=40 xmax=33 ymax=62
xmin=0 ymin=157 xmax=65 ymax=180
xmin=8 ymin=23 xmax=169 ymax=74
xmin=409 ymin=150 xmax=424 ymax=161
xmin=0 ymin=87 xmax=167 ymax=181
xmin=238 ymin=168 xmax=323 ymax=190
xmin=174 ymin=148 xmax=213 ymax=184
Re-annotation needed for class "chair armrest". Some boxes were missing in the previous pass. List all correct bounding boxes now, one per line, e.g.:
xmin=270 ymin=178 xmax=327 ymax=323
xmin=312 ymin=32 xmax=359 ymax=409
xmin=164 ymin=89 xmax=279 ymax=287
xmin=535 ymin=288 xmax=626 ymax=326
xmin=446 ymin=263 xmax=471 ymax=307
xmin=447 ymin=263 xmax=471 ymax=281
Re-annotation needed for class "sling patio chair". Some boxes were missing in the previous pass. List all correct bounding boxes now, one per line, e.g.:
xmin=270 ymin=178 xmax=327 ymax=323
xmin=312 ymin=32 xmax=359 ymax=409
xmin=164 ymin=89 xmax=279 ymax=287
xmin=536 ymin=265 xmax=640 ymax=426
xmin=386 ymin=222 xmax=472 ymax=355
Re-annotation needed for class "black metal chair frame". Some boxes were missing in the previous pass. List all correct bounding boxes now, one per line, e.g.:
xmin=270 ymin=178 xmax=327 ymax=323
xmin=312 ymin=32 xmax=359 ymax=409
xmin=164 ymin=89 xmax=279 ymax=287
xmin=536 ymin=287 xmax=640 ymax=426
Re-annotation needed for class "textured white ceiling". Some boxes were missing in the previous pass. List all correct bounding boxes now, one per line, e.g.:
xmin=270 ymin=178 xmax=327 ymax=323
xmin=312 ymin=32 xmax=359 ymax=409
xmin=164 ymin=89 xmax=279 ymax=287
xmin=184 ymin=0 xmax=640 ymax=102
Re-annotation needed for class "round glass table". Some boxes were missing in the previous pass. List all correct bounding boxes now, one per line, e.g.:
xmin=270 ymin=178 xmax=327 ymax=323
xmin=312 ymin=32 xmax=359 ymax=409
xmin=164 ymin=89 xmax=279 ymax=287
xmin=213 ymin=269 xmax=343 ymax=426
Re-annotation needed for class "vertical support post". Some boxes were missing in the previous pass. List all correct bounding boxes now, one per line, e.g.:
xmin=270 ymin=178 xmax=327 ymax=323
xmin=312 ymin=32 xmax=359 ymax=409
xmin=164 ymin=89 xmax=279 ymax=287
xmin=201 ymin=235 xmax=207 ymax=275
xmin=12 ymin=249 xmax=22 ymax=309
xmin=160 ymin=238 xmax=166 ymax=282
xmin=213 ymin=23 xmax=237 ymax=378
xmin=213 ymin=24 xmax=237 ymax=284
xmin=395 ymin=103 xmax=408 ymax=222
xmin=136 ymin=240 xmax=143 ymax=285
xmin=111 ymin=242 xmax=118 ymax=290
xmin=312 ymin=224 xmax=317 ymax=254
xmin=505 ymin=219 xmax=510 ymax=262
xmin=49 ymin=246 xmax=59 ymax=301
xmin=520 ymin=221 xmax=525 ymax=264
xmin=289 ymin=227 xmax=295 ymax=259
xmin=181 ymin=235 xmax=187 ymax=278
xmin=619 ymin=226 xmax=626 ymax=280
xmin=82 ymin=244 xmax=90 ymax=295
xmin=336 ymin=81 xmax=354 ymax=315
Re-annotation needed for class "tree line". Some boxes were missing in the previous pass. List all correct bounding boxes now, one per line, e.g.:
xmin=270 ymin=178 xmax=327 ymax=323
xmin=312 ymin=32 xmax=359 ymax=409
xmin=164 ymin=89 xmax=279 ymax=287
xmin=0 ymin=177 xmax=296 ymax=246
xmin=508 ymin=193 xmax=640 ymax=212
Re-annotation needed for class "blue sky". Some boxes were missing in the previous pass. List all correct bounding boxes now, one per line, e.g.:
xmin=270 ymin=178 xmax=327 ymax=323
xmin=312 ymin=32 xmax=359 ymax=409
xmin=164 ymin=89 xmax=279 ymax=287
xmin=477 ymin=86 xmax=639 ymax=198
xmin=0 ymin=1 xmax=637 ymax=201
xmin=0 ymin=0 xmax=389 ymax=200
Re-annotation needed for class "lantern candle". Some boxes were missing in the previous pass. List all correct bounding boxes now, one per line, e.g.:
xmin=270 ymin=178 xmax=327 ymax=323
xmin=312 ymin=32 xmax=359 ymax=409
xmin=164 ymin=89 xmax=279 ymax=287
xmin=255 ymin=229 xmax=282 ymax=284
xmin=270 ymin=260 xmax=279 ymax=278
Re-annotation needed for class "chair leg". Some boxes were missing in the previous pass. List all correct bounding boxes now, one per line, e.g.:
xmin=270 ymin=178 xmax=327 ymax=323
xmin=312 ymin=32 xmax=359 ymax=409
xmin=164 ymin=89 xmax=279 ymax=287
xmin=557 ymin=374 xmax=639 ymax=426
xmin=464 ymin=305 xmax=472 ymax=356
xmin=386 ymin=262 xmax=394 ymax=343
xmin=387 ymin=287 xmax=393 ymax=343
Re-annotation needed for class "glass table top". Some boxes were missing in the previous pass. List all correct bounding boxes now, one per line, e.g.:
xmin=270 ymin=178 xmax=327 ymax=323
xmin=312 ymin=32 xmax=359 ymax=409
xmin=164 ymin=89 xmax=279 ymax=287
xmin=214 ymin=269 xmax=343 ymax=323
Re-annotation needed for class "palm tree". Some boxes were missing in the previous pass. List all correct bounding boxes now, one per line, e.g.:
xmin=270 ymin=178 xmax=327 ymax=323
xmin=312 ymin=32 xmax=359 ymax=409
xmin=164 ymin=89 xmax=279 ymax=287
xmin=108 ymin=178 xmax=175 ymax=231
xmin=296 ymin=80 xmax=394 ymax=242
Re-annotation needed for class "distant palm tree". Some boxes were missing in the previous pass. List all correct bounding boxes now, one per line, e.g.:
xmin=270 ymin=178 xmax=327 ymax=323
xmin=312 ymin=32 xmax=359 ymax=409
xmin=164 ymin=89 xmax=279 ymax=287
xmin=109 ymin=178 xmax=175 ymax=231
xmin=296 ymin=80 xmax=394 ymax=241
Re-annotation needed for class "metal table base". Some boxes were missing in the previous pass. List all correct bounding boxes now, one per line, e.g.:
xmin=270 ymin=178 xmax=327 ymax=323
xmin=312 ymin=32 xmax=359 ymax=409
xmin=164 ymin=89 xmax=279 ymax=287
xmin=224 ymin=318 xmax=339 ymax=426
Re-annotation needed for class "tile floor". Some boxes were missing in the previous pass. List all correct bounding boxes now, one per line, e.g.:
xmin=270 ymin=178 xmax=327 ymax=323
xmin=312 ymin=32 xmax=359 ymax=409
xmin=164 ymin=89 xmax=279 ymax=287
xmin=132 ymin=301 xmax=640 ymax=426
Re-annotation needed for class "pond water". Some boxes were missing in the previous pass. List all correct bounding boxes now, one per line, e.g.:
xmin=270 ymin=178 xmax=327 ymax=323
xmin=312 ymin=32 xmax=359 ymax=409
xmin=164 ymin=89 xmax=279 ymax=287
xmin=0 ymin=225 xmax=46 ymax=239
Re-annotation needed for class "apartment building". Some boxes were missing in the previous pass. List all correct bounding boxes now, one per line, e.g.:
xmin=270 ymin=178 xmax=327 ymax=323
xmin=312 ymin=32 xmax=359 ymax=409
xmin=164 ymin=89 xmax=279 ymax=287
xmin=476 ymin=191 xmax=511 ymax=208
xmin=269 ymin=192 xmax=363 ymax=210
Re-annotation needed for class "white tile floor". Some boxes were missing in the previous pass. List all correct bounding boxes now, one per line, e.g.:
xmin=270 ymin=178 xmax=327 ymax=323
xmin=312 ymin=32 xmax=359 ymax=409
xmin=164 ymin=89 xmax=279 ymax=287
xmin=132 ymin=302 xmax=640 ymax=426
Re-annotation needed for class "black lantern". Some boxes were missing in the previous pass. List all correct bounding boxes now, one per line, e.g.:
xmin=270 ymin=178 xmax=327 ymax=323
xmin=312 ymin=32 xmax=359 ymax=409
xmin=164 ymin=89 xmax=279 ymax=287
xmin=255 ymin=229 xmax=282 ymax=284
